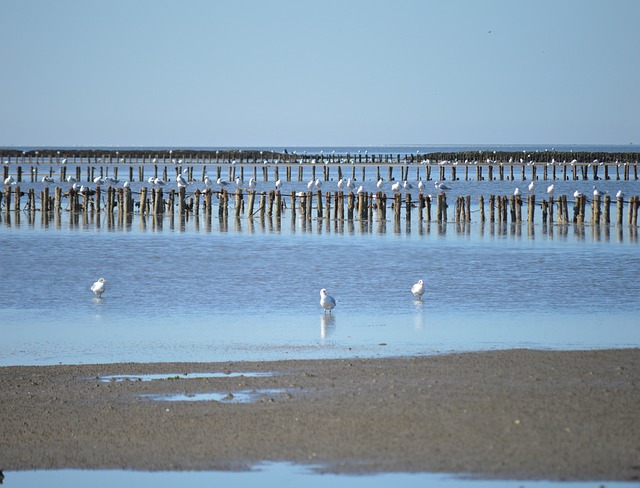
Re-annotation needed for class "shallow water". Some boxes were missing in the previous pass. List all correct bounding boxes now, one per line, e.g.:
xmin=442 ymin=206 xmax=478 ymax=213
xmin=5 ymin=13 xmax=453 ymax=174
xmin=3 ymin=464 xmax=636 ymax=488
xmin=1 ymin=209 xmax=638 ymax=366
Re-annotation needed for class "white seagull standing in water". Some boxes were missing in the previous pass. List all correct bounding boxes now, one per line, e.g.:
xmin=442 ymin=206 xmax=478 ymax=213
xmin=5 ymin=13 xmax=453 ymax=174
xmin=546 ymin=184 xmax=555 ymax=195
xmin=528 ymin=181 xmax=535 ymax=192
xmin=435 ymin=181 xmax=451 ymax=191
xmin=411 ymin=279 xmax=425 ymax=299
xmin=91 ymin=278 xmax=107 ymax=298
xmin=320 ymin=288 xmax=336 ymax=314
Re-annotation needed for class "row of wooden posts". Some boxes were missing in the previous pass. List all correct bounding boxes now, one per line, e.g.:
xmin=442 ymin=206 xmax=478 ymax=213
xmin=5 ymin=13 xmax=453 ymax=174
xmin=3 ymin=158 xmax=640 ymax=185
xmin=2 ymin=184 xmax=639 ymax=227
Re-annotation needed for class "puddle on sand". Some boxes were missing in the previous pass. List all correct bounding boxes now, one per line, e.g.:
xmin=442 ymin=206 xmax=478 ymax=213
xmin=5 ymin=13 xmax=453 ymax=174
xmin=98 ymin=372 xmax=274 ymax=382
xmin=143 ymin=389 xmax=290 ymax=403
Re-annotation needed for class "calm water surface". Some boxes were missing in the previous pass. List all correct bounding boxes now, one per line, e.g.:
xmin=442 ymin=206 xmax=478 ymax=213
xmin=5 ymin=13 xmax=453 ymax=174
xmin=1 ymin=210 xmax=638 ymax=366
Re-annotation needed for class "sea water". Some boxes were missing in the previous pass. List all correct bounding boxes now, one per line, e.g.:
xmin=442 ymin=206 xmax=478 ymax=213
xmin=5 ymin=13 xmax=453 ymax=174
xmin=1 ymin=190 xmax=639 ymax=488
xmin=1 ymin=208 xmax=638 ymax=366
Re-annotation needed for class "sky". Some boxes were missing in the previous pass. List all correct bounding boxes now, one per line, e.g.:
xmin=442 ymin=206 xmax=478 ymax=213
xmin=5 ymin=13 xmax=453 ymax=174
xmin=0 ymin=0 xmax=638 ymax=147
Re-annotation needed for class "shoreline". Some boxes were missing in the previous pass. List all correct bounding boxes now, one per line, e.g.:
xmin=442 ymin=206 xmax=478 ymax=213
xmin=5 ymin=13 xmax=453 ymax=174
xmin=1 ymin=349 xmax=639 ymax=481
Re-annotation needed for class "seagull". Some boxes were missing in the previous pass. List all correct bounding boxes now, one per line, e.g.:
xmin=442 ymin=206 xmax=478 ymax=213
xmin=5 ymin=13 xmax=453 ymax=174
xmin=403 ymin=180 xmax=413 ymax=190
xmin=417 ymin=180 xmax=425 ymax=192
xmin=177 ymin=173 xmax=188 ymax=188
xmin=93 ymin=176 xmax=105 ymax=186
xmin=435 ymin=181 xmax=451 ymax=191
xmin=41 ymin=176 xmax=54 ymax=183
xmin=275 ymin=179 xmax=282 ymax=190
xmin=307 ymin=179 xmax=314 ymax=190
xmin=320 ymin=288 xmax=336 ymax=315
xmin=356 ymin=185 xmax=364 ymax=194
xmin=592 ymin=185 xmax=605 ymax=196
xmin=123 ymin=181 xmax=130 ymax=188
xmin=66 ymin=175 xmax=76 ymax=183
xmin=616 ymin=190 xmax=624 ymax=198
xmin=377 ymin=178 xmax=384 ymax=190
xmin=337 ymin=178 xmax=344 ymax=189
xmin=248 ymin=178 xmax=256 ymax=189
xmin=391 ymin=181 xmax=402 ymax=192
xmin=235 ymin=177 xmax=244 ymax=187
xmin=105 ymin=176 xmax=119 ymax=185
xmin=204 ymin=175 xmax=212 ymax=187
xmin=346 ymin=178 xmax=355 ymax=190
xmin=91 ymin=278 xmax=107 ymax=298
xmin=411 ymin=279 xmax=425 ymax=299
xmin=573 ymin=190 xmax=583 ymax=198
xmin=514 ymin=187 xmax=521 ymax=196
xmin=528 ymin=181 xmax=535 ymax=192
xmin=4 ymin=175 xmax=15 ymax=185
xmin=216 ymin=177 xmax=228 ymax=186
xmin=147 ymin=176 xmax=155 ymax=184
xmin=314 ymin=178 xmax=322 ymax=190
xmin=154 ymin=177 xmax=166 ymax=186
xmin=546 ymin=184 xmax=554 ymax=195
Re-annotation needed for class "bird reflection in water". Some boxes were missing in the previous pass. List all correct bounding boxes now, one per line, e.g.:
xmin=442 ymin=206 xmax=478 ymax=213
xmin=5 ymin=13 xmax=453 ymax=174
xmin=320 ymin=314 xmax=336 ymax=339
xmin=412 ymin=299 xmax=425 ymax=330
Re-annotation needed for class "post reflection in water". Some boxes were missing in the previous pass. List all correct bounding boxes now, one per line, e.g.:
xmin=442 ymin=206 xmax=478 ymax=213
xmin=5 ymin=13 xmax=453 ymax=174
xmin=0 ymin=209 xmax=637 ymax=244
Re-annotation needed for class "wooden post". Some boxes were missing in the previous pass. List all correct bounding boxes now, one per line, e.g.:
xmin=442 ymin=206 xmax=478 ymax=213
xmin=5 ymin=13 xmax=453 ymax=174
xmin=603 ymin=195 xmax=610 ymax=225
xmin=178 ymin=187 xmax=186 ymax=215
xmin=617 ymin=195 xmax=624 ymax=226
xmin=155 ymin=188 xmax=164 ymax=214
xmin=247 ymin=190 xmax=256 ymax=216
xmin=317 ymin=190 xmax=323 ymax=219
xmin=592 ymin=194 xmax=601 ymax=225
xmin=234 ymin=188 xmax=243 ymax=218
xmin=479 ymin=195 xmax=485 ymax=223
xmin=139 ymin=187 xmax=148 ymax=215
xmin=95 ymin=186 xmax=101 ymax=213
xmin=347 ymin=191 xmax=355 ymax=220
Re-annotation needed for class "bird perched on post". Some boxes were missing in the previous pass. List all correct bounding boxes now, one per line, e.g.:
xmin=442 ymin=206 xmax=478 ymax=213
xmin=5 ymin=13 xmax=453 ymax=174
xmin=91 ymin=278 xmax=107 ymax=298
xmin=320 ymin=288 xmax=336 ymax=314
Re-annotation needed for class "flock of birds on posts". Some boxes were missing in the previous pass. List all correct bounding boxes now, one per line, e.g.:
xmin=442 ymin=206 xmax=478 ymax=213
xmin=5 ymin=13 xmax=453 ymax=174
xmin=5 ymin=169 xmax=625 ymax=202
xmin=91 ymin=277 xmax=426 ymax=314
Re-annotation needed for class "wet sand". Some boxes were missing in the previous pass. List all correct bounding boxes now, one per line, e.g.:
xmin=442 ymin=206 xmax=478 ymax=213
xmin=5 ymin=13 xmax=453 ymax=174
xmin=0 ymin=349 xmax=638 ymax=481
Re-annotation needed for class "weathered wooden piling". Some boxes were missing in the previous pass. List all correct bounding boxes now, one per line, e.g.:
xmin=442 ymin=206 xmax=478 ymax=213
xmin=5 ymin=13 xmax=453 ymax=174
xmin=347 ymin=191 xmax=355 ymax=220
xmin=617 ymin=195 xmax=624 ymax=226
xmin=592 ymin=194 xmax=601 ymax=225
xmin=356 ymin=191 xmax=365 ymax=220
xmin=603 ymin=195 xmax=611 ymax=225
xmin=154 ymin=188 xmax=164 ymax=215
xmin=317 ymin=190 xmax=324 ymax=219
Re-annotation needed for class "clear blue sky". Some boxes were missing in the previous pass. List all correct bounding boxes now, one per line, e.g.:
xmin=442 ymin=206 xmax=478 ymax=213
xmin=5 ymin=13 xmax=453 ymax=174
xmin=1 ymin=0 xmax=638 ymax=147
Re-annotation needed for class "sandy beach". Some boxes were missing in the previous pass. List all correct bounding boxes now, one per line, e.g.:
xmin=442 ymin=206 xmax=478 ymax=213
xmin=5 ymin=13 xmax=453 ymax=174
xmin=0 ymin=349 xmax=638 ymax=481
